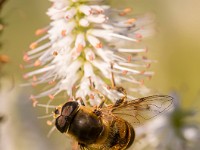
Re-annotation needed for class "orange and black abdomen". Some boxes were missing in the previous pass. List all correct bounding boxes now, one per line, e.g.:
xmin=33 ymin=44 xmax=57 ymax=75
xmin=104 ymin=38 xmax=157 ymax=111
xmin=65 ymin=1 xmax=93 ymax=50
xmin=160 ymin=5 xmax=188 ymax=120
xmin=105 ymin=116 xmax=135 ymax=150
xmin=67 ymin=107 xmax=135 ymax=150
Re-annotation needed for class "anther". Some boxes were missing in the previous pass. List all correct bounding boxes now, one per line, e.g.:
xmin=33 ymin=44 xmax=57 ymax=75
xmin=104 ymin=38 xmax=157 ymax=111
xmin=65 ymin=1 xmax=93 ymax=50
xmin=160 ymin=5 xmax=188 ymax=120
xmin=61 ymin=30 xmax=66 ymax=36
xmin=126 ymin=18 xmax=136 ymax=24
xmin=96 ymin=42 xmax=102 ymax=48
xmin=122 ymin=70 xmax=128 ymax=75
xmin=35 ymin=28 xmax=47 ymax=36
xmin=48 ymin=94 xmax=54 ymax=100
xmin=34 ymin=60 xmax=41 ymax=67
xmin=47 ymin=120 xmax=53 ymax=126
xmin=29 ymin=42 xmax=38 ymax=49
xmin=23 ymin=54 xmax=30 ymax=62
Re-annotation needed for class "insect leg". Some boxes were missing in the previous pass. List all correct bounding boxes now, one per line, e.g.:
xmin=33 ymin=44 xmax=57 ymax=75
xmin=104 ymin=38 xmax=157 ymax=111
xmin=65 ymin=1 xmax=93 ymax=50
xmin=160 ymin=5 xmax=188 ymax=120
xmin=110 ymin=63 xmax=127 ymax=106
xmin=88 ymin=76 xmax=106 ymax=106
xmin=110 ymin=63 xmax=127 ymax=94
xmin=75 ymin=97 xmax=85 ymax=106
xmin=72 ymin=84 xmax=87 ymax=106
xmin=88 ymin=77 xmax=106 ymax=116
xmin=98 ymin=100 xmax=105 ymax=108
xmin=78 ymin=143 xmax=89 ymax=150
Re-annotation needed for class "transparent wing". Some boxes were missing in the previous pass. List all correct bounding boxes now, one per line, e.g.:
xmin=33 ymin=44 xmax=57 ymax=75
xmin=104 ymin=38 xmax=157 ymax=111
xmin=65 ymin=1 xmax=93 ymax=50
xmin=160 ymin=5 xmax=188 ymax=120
xmin=111 ymin=95 xmax=173 ymax=126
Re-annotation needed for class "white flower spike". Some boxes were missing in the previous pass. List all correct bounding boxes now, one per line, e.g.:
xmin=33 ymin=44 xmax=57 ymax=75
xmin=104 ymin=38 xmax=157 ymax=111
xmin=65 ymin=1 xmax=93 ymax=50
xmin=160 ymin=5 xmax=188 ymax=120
xmin=22 ymin=0 xmax=154 ymax=107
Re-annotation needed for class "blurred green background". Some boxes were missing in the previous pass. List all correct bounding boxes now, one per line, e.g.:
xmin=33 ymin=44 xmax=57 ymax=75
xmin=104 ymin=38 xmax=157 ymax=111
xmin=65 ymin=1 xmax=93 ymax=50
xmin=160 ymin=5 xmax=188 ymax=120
xmin=0 ymin=0 xmax=200 ymax=150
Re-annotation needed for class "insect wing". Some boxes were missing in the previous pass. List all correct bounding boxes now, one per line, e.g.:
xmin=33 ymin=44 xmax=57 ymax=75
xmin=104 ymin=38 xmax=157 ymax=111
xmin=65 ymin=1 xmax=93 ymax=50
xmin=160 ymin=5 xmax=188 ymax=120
xmin=111 ymin=95 xmax=173 ymax=126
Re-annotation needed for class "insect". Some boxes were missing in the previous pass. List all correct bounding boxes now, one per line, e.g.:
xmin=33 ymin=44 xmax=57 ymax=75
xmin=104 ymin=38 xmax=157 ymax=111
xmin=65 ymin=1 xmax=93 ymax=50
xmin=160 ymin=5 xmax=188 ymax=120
xmin=54 ymin=65 xmax=173 ymax=150
xmin=55 ymin=94 xmax=172 ymax=150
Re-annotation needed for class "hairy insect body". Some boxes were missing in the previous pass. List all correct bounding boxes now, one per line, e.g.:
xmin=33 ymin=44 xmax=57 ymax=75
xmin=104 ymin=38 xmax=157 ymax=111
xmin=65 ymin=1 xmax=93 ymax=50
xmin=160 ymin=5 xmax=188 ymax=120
xmin=67 ymin=106 xmax=135 ymax=150
xmin=68 ymin=108 xmax=103 ymax=144
xmin=100 ymin=115 xmax=135 ymax=150
xmin=55 ymin=95 xmax=173 ymax=150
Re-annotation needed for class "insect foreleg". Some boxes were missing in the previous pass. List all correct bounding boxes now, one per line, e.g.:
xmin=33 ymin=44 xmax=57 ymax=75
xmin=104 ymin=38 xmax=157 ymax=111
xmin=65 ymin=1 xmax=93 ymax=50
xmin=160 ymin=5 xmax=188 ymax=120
xmin=75 ymin=97 xmax=85 ymax=106
xmin=78 ymin=143 xmax=89 ymax=150
xmin=110 ymin=63 xmax=127 ymax=106
xmin=88 ymin=76 xmax=107 ymax=105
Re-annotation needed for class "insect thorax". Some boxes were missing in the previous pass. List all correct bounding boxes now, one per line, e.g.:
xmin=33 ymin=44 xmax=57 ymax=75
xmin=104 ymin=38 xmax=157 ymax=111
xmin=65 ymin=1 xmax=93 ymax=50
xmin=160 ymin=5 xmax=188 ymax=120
xmin=68 ymin=109 xmax=104 ymax=144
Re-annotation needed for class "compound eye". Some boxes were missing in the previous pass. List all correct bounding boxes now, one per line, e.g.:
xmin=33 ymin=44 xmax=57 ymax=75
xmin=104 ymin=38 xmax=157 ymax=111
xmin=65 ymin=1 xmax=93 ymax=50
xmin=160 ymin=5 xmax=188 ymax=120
xmin=61 ymin=101 xmax=79 ymax=116
xmin=55 ymin=116 xmax=68 ymax=133
xmin=55 ymin=101 xmax=79 ymax=133
xmin=61 ymin=105 xmax=73 ymax=116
